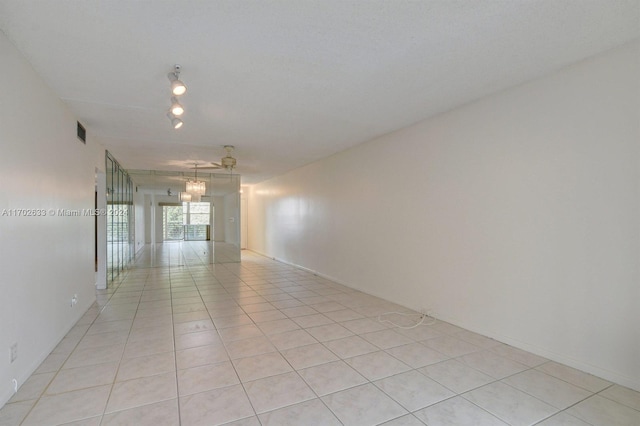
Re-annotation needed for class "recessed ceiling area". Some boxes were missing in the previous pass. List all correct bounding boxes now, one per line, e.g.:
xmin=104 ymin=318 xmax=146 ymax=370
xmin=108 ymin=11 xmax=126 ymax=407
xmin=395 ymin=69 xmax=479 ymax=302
xmin=0 ymin=1 xmax=637 ymax=184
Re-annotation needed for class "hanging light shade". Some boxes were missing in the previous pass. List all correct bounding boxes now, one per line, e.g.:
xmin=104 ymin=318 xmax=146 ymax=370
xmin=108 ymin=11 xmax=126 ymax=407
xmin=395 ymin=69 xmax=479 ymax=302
xmin=179 ymin=192 xmax=192 ymax=202
xmin=185 ymin=180 xmax=206 ymax=195
xmin=185 ymin=164 xmax=206 ymax=195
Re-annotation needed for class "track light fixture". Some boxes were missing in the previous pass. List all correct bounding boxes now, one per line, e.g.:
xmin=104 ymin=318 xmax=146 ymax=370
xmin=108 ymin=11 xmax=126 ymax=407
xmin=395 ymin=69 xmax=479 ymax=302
xmin=166 ymin=64 xmax=187 ymax=129
xmin=168 ymin=64 xmax=187 ymax=96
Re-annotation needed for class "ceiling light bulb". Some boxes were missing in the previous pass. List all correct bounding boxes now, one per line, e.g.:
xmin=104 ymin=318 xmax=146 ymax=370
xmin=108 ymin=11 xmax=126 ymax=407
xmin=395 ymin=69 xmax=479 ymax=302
xmin=171 ymin=80 xmax=187 ymax=96
xmin=170 ymin=98 xmax=184 ymax=116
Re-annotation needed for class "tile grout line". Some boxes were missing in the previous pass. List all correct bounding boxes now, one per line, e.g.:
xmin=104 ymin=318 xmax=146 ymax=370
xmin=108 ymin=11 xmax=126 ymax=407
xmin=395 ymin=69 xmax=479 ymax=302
xmin=171 ymin=246 xmax=183 ymax=426
xmin=99 ymin=267 xmax=143 ymax=424
xmin=226 ymin=270 xmax=338 ymax=424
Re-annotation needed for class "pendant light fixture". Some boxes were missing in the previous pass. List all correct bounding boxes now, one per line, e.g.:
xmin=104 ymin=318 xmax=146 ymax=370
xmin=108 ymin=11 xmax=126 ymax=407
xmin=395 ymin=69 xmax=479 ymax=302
xmin=185 ymin=180 xmax=205 ymax=195
xmin=185 ymin=164 xmax=206 ymax=196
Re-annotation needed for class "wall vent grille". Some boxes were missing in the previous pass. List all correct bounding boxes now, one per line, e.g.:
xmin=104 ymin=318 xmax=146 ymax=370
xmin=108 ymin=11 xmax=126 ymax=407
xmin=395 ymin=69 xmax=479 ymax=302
xmin=77 ymin=121 xmax=86 ymax=144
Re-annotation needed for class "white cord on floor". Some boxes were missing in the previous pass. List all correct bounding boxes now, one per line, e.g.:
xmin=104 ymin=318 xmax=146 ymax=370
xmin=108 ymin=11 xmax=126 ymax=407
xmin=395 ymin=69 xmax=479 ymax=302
xmin=378 ymin=311 xmax=437 ymax=329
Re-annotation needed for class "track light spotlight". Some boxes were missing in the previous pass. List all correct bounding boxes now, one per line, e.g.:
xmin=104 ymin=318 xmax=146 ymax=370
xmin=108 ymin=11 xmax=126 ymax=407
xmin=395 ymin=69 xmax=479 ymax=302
xmin=167 ymin=112 xmax=183 ymax=129
xmin=172 ymin=80 xmax=187 ymax=96
xmin=168 ymin=64 xmax=187 ymax=96
xmin=170 ymin=97 xmax=184 ymax=116
xmin=172 ymin=117 xmax=183 ymax=129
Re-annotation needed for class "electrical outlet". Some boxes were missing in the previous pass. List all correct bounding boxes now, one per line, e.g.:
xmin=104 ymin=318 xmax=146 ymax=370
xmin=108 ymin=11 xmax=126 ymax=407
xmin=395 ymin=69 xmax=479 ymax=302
xmin=71 ymin=294 xmax=78 ymax=307
xmin=12 ymin=379 xmax=18 ymax=393
xmin=10 ymin=343 xmax=17 ymax=363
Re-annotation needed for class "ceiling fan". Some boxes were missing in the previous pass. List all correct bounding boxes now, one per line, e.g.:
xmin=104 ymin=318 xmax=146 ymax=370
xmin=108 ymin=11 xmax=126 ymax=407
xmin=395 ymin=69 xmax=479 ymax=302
xmin=192 ymin=145 xmax=237 ymax=171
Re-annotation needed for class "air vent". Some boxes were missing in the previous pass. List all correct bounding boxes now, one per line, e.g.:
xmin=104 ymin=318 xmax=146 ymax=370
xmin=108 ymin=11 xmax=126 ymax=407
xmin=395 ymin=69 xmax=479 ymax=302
xmin=77 ymin=121 xmax=86 ymax=144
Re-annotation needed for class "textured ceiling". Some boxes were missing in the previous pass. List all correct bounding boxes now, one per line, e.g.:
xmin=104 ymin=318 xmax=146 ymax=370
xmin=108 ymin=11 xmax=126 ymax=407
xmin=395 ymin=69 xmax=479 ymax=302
xmin=0 ymin=1 xmax=638 ymax=184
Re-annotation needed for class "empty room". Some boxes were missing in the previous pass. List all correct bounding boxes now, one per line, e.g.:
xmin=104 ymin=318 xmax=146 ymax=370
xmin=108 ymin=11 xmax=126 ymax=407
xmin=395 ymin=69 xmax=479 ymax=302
xmin=0 ymin=1 xmax=638 ymax=425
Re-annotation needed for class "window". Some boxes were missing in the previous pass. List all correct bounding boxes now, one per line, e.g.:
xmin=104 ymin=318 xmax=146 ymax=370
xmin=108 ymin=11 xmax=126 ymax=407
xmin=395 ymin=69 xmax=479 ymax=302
xmin=185 ymin=202 xmax=210 ymax=225
xmin=162 ymin=202 xmax=211 ymax=241
xmin=163 ymin=205 xmax=184 ymax=240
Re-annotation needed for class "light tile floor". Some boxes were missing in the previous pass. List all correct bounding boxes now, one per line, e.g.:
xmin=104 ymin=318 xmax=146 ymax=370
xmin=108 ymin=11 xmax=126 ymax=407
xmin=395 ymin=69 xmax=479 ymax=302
xmin=1 ymin=250 xmax=639 ymax=425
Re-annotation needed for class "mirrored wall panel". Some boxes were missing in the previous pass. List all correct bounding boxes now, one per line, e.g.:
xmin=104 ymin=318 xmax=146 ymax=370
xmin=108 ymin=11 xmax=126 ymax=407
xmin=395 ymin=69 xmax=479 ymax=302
xmin=105 ymin=151 xmax=135 ymax=282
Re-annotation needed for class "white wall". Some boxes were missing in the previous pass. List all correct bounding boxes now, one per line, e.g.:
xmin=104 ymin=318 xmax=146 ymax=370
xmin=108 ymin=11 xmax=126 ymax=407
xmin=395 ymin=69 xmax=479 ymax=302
xmin=241 ymin=194 xmax=248 ymax=249
xmin=213 ymin=196 xmax=226 ymax=242
xmin=133 ymin=186 xmax=145 ymax=254
xmin=144 ymin=194 xmax=152 ymax=243
xmin=224 ymin=192 xmax=239 ymax=245
xmin=95 ymin=170 xmax=107 ymax=289
xmin=0 ymin=31 xmax=106 ymax=407
xmin=155 ymin=201 xmax=164 ymax=243
xmin=248 ymin=41 xmax=640 ymax=391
